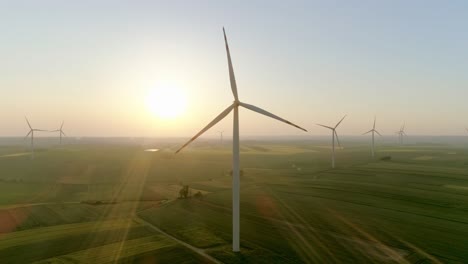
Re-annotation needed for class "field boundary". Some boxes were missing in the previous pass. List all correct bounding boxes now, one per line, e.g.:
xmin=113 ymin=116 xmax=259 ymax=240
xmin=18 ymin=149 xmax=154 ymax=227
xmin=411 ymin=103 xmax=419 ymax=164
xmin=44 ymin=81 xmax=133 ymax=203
xmin=135 ymin=217 xmax=223 ymax=264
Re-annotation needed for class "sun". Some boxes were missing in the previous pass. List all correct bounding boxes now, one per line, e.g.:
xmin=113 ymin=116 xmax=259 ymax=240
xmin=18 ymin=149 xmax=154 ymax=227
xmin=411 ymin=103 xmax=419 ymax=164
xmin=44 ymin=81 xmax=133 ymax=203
xmin=146 ymin=86 xmax=187 ymax=119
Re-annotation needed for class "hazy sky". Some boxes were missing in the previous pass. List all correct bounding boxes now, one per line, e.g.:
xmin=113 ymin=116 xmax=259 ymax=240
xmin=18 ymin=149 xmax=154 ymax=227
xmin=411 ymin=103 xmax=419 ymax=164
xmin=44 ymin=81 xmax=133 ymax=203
xmin=1 ymin=0 xmax=467 ymax=137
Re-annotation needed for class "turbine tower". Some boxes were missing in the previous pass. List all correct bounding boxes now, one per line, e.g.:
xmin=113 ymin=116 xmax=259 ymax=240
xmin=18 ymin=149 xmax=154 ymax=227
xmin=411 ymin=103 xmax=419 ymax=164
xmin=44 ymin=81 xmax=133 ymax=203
xmin=24 ymin=117 xmax=46 ymax=159
xmin=317 ymin=115 xmax=346 ymax=169
xmin=396 ymin=123 xmax=406 ymax=145
xmin=175 ymin=28 xmax=307 ymax=252
xmin=362 ymin=116 xmax=382 ymax=158
xmin=218 ymin=131 xmax=224 ymax=145
xmin=51 ymin=121 xmax=66 ymax=144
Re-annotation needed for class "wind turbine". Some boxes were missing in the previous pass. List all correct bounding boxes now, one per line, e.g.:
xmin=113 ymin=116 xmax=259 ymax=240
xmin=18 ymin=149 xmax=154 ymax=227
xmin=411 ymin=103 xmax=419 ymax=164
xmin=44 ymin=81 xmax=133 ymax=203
xmin=51 ymin=121 xmax=66 ymax=144
xmin=362 ymin=116 xmax=382 ymax=158
xmin=396 ymin=123 xmax=406 ymax=145
xmin=317 ymin=115 xmax=346 ymax=169
xmin=24 ymin=117 xmax=46 ymax=159
xmin=217 ymin=131 xmax=224 ymax=145
xmin=175 ymin=28 xmax=307 ymax=252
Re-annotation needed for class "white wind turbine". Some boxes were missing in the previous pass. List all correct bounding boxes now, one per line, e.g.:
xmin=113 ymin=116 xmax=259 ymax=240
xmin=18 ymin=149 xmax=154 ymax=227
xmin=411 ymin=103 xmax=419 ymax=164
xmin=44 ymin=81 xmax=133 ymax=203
xmin=51 ymin=121 xmax=66 ymax=145
xmin=396 ymin=123 xmax=406 ymax=145
xmin=362 ymin=116 xmax=382 ymax=158
xmin=24 ymin=117 xmax=47 ymax=159
xmin=317 ymin=115 xmax=346 ymax=169
xmin=176 ymin=28 xmax=307 ymax=252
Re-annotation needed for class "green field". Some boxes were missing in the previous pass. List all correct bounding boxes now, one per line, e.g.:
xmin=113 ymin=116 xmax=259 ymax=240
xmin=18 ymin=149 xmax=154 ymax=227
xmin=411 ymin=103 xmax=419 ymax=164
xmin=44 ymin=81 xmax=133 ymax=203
xmin=0 ymin=140 xmax=467 ymax=263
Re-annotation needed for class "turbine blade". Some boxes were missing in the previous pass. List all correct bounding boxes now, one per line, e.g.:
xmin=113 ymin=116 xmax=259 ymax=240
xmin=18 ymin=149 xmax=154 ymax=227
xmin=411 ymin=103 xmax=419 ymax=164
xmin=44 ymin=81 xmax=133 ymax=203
xmin=334 ymin=130 xmax=342 ymax=148
xmin=316 ymin=124 xmax=334 ymax=130
xmin=25 ymin=117 xmax=32 ymax=129
xmin=373 ymin=116 xmax=376 ymax=129
xmin=34 ymin=129 xmax=47 ymax=132
xmin=362 ymin=129 xmax=373 ymax=135
xmin=176 ymin=104 xmax=234 ymax=153
xmin=61 ymin=131 xmax=67 ymax=137
xmin=60 ymin=121 xmax=64 ymax=130
xmin=223 ymin=28 xmax=239 ymax=101
xmin=24 ymin=131 xmax=32 ymax=139
xmin=335 ymin=115 xmax=347 ymax=128
xmin=375 ymin=130 xmax=382 ymax=136
xmin=240 ymin=102 xmax=307 ymax=132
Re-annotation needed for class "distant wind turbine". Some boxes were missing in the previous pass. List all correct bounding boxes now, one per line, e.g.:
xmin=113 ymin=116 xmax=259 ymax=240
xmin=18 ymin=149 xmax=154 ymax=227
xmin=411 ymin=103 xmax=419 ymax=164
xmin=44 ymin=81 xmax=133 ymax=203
xmin=175 ymin=28 xmax=307 ymax=252
xmin=24 ymin=117 xmax=46 ymax=159
xmin=51 ymin=121 xmax=66 ymax=144
xmin=362 ymin=116 xmax=382 ymax=158
xmin=218 ymin=131 xmax=224 ymax=145
xmin=396 ymin=123 xmax=406 ymax=145
xmin=317 ymin=115 xmax=346 ymax=168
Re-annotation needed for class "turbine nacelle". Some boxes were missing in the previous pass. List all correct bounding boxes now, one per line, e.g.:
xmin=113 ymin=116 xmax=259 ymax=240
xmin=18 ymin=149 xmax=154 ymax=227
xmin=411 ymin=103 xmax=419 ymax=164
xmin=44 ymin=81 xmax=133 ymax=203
xmin=175 ymin=101 xmax=307 ymax=153
xmin=24 ymin=117 xmax=47 ymax=137
xmin=51 ymin=121 xmax=66 ymax=144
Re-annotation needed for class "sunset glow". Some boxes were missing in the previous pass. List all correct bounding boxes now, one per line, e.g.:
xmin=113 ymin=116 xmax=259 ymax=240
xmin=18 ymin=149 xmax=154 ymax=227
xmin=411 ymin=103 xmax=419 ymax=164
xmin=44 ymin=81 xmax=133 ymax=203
xmin=146 ymin=86 xmax=187 ymax=119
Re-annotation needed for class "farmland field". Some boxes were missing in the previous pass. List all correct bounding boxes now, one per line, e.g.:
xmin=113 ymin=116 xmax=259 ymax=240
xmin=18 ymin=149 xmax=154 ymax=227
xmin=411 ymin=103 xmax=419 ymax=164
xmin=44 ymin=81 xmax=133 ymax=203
xmin=0 ymin=138 xmax=468 ymax=263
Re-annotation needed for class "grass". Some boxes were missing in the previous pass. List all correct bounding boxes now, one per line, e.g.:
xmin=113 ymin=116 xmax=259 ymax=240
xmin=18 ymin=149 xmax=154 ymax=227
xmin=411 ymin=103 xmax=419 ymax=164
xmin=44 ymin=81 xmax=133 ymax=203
xmin=0 ymin=140 xmax=467 ymax=263
xmin=0 ymin=219 xmax=149 ymax=263
xmin=0 ymin=218 xmax=212 ymax=263
xmin=34 ymin=236 xmax=209 ymax=264
xmin=34 ymin=236 xmax=177 ymax=263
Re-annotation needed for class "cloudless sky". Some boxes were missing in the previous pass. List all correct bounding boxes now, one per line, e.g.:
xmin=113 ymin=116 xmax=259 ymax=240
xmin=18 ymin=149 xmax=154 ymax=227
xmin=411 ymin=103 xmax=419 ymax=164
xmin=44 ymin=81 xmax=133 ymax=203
xmin=1 ymin=0 xmax=467 ymax=137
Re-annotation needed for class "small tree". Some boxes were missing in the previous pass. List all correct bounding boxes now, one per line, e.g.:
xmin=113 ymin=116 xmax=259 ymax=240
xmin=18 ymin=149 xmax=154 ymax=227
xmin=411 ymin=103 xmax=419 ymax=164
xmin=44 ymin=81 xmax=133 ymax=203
xmin=194 ymin=191 xmax=203 ymax=199
xmin=179 ymin=185 xmax=189 ymax=199
xmin=380 ymin=156 xmax=392 ymax=161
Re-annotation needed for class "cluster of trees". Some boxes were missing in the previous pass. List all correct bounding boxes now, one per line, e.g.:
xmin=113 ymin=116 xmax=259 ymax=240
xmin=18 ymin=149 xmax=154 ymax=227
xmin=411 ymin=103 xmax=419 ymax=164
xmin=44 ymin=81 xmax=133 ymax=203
xmin=178 ymin=168 xmax=245 ymax=200
xmin=179 ymin=185 xmax=190 ymax=199
xmin=179 ymin=185 xmax=203 ymax=200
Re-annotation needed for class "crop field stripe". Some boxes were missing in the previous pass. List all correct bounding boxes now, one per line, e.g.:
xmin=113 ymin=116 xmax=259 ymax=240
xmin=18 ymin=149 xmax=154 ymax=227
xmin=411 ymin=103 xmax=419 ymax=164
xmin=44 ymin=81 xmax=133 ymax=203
xmin=0 ymin=219 xmax=142 ymax=249
xmin=274 ymin=190 xmax=468 ymax=225
xmin=329 ymin=168 xmax=468 ymax=180
xmin=299 ymin=178 xmax=468 ymax=199
xmin=281 ymin=185 xmax=449 ymax=208
xmin=0 ymin=221 xmax=164 ymax=263
xmin=33 ymin=235 xmax=176 ymax=264
xmin=277 ymin=183 xmax=468 ymax=210
xmin=359 ymin=164 xmax=468 ymax=176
